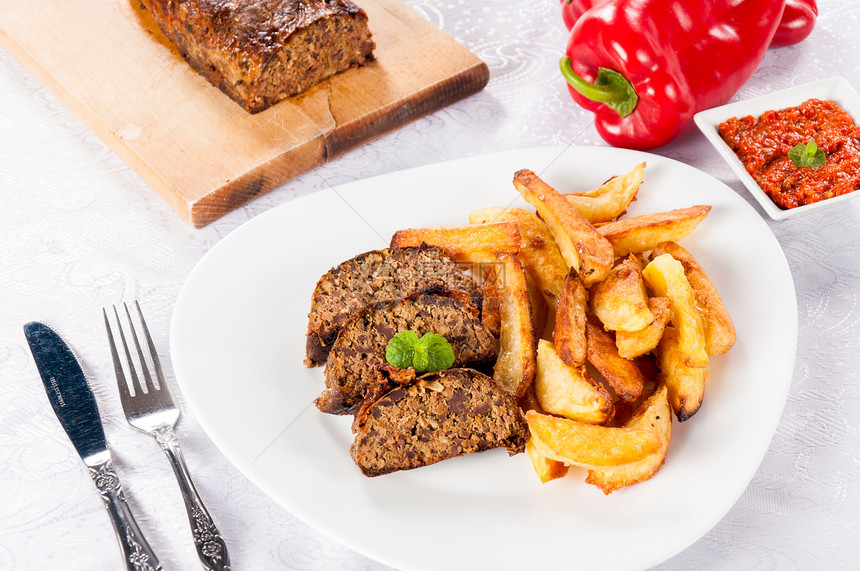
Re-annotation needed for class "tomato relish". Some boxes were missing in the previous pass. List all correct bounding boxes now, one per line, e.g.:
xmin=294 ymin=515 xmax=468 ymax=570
xmin=718 ymin=99 xmax=860 ymax=209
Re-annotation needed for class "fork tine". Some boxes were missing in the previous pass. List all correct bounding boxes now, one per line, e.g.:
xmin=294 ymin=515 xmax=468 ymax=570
xmin=123 ymin=302 xmax=157 ymax=393
xmin=112 ymin=305 xmax=146 ymax=397
xmin=134 ymin=300 xmax=167 ymax=389
xmin=104 ymin=308 xmax=133 ymax=403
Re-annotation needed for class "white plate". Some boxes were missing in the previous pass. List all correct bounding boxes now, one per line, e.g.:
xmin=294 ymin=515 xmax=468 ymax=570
xmin=170 ymin=146 xmax=797 ymax=571
xmin=694 ymin=76 xmax=860 ymax=221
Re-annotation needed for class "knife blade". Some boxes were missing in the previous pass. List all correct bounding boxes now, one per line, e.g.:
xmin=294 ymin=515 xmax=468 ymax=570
xmin=24 ymin=321 xmax=162 ymax=571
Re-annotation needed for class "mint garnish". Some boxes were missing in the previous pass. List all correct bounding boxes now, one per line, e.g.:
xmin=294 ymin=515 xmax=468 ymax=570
xmin=789 ymin=140 xmax=826 ymax=168
xmin=385 ymin=331 xmax=455 ymax=373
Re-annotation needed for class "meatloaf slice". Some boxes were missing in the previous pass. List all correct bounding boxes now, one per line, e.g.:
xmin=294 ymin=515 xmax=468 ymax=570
xmin=140 ymin=0 xmax=375 ymax=113
xmin=305 ymin=246 xmax=479 ymax=367
xmin=316 ymin=291 xmax=496 ymax=415
xmin=350 ymin=368 xmax=528 ymax=476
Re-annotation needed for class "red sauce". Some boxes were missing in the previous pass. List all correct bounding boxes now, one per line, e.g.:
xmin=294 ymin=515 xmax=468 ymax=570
xmin=718 ymin=99 xmax=860 ymax=210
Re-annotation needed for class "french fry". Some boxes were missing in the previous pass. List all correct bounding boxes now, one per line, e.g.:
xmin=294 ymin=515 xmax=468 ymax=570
xmin=657 ymin=327 xmax=709 ymax=421
xmin=469 ymin=207 xmax=568 ymax=311
xmin=526 ymin=438 xmax=570 ymax=483
xmin=614 ymin=296 xmax=671 ymax=359
xmin=526 ymin=410 xmax=662 ymax=468
xmin=519 ymin=385 xmax=570 ymax=483
xmin=586 ymin=384 xmax=672 ymax=494
xmin=589 ymin=255 xmax=653 ymax=332
xmin=390 ymin=221 xmax=520 ymax=264
xmin=480 ymin=264 xmax=502 ymax=337
xmin=492 ymin=253 xmax=537 ymax=397
xmin=513 ymin=170 xmax=614 ymax=286
xmin=597 ymin=205 xmax=711 ymax=257
xmin=642 ymin=254 xmax=708 ymax=368
xmin=552 ymin=269 xmax=588 ymax=367
xmin=651 ymin=241 xmax=736 ymax=355
xmin=535 ymin=339 xmax=613 ymax=424
xmin=565 ymin=162 xmax=645 ymax=223
xmin=585 ymin=318 xmax=645 ymax=402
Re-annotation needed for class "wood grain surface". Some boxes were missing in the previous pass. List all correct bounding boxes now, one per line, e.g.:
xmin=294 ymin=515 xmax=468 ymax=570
xmin=0 ymin=0 xmax=489 ymax=227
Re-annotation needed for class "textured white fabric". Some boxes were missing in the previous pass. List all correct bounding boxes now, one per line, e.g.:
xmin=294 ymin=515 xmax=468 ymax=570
xmin=1 ymin=1 xmax=859 ymax=569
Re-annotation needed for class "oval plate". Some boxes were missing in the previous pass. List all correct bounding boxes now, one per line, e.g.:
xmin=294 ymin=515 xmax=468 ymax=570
xmin=170 ymin=146 xmax=796 ymax=570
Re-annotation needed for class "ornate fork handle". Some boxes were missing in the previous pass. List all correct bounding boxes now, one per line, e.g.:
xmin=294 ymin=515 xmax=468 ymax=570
xmin=90 ymin=459 xmax=162 ymax=571
xmin=154 ymin=427 xmax=230 ymax=571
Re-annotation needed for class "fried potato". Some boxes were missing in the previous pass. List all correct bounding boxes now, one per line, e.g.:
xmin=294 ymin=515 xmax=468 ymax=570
xmin=553 ymin=269 xmax=588 ymax=367
xmin=469 ymin=207 xmax=568 ymax=311
xmin=526 ymin=410 xmax=662 ymax=468
xmin=614 ymin=296 xmax=671 ymax=359
xmin=390 ymin=221 xmax=520 ymax=264
xmin=519 ymin=386 xmax=570 ymax=483
xmin=642 ymin=254 xmax=708 ymax=368
xmin=585 ymin=318 xmax=645 ymax=402
xmin=589 ymin=255 xmax=653 ymax=332
xmin=597 ymin=205 xmax=711 ymax=257
xmin=525 ymin=274 xmax=549 ymax=342
xmin=651 ymin=241 xmax=736 ymax=355
xmin=480 ymin=264 xmax=502 ymax=337
xmin=586 ymin=384 xmax=672 ymax=494
xmin=513 ymin=170 xmax=613 ymax=286
xmin=492 ymin=253 xmax=537 ymax=397
xmin=565 ymin=162 xmax=645 ymax=223
xmin=657 ymin=327 xmax=709 ymax=421
xmin=526 ymin=438 xmax=570 ymax=483
xmin=535 ymin=339 xmax=613 ymax=424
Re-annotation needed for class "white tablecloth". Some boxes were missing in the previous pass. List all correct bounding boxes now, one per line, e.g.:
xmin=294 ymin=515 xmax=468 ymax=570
xmin=2 ymin=1 xmax=859 ymax=569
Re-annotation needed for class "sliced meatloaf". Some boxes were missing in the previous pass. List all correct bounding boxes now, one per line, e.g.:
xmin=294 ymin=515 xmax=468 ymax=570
xmin=350 ymin=368 xmax=528 ymax=476
xmin=140 ymin=0 xmax=375 ymax=113
xmin=316 ymin=291 xmax=496 ymax=414
xmin=305 ymin=246 xmax=479 ymax=367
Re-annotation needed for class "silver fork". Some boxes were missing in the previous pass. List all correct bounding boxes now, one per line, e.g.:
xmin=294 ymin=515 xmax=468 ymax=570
xmin=104 ymin=301 xmax=230 ymax=571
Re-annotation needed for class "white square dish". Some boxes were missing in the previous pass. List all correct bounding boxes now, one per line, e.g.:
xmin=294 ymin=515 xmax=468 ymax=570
xmin=694 ymin=76 xmax=860 ymax=221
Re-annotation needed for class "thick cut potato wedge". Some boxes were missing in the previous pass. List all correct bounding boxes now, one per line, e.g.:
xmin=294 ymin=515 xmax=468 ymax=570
xmin=513 ymin=170 xmax=614 ymax=286
xmin=657 ymin=327 xmax=709 ymax=421
xmin=526 ymin=438 xmax=570 ymax=483
xmin=642 ymin=254 xmax=708 ymax=368
xmin=519 ymin=386 xmax=570 ymax=483
xmin=492 ymin=253 xmax=537 ymax=397
xmin=586 ymin=384 xmax=672 ymax=494
xmin=651 ymin=241 xmax=736 ymax=355
xmin=615 ymin=296 xmax=671 ymax=359
xmin=526 ymin=410 xmax=662 ymax=468
xmin=480 ymin=264 xmax=502 ymax=337
xmin=565 ymin=162 xmax=645 ymax=223
xmin=590 ymin=255 xmax=653 ymax=332
xmin=390 ymin=221 xmax=520 ymax=264
xmin=553 ymin=269 xmax=588 ymax=367
xmin=597 ymin=205 xmax=711 ymax=257
xmin=585 ymin=318 xmax=645 ymax=402
xmin=535 ymin=339 xmax=613 ymax=424
xmin=469 ymin=207 xmax=568 ymax=311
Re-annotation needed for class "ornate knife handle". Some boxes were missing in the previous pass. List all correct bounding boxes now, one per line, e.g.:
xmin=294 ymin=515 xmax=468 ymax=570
xmin=154 ymin=427 xmax=230 ymax=571
xmin=90 ymin=459 xmax=161 ymax=571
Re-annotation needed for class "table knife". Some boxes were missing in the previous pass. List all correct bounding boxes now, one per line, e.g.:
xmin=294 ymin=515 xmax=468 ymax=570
xmin=24 ymin=321 xmax=162 ymax=571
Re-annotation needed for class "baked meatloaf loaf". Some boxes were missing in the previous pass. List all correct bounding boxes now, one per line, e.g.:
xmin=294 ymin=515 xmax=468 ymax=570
xmin=305 ymin=246 xmax=479 ymax=367
xmin=140 ymin=0 xmax=375 ymax=113
xmin=316 ymin=290 xmax=496 ymax=415
xmin=351 ymin=368 xmax=528 ymax=476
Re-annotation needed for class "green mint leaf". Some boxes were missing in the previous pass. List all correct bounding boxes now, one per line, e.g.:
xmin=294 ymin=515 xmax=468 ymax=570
xmin=385 ymin=330 xmax=420 ymax=369
xmin=413 ymin=333 xmax=455 ymax=373
xmin=789 ymin=140 xmax=826 ymax=168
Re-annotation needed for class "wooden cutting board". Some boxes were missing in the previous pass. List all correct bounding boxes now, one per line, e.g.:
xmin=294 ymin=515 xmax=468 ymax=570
xmin=0 ymin=1 xmax=489 ymax=227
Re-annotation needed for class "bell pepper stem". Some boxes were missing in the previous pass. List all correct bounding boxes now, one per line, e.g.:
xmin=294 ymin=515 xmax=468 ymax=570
xmin=559 ymin=56 xmax=639 ymax=117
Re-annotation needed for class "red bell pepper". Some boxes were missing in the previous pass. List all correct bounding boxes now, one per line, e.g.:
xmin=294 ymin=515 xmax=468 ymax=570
xmin=560 ymin=0 xmax=816 ymax=48
xmin=560 ymin=0 xmax=786 ymax=150
xmin=770 ymin=0 xmax=818 ymax=46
